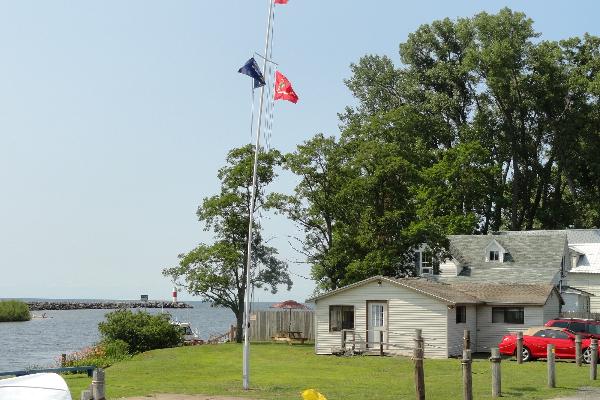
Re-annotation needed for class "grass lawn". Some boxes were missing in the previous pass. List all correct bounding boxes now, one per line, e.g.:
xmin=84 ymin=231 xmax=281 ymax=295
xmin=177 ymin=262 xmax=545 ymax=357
xmin=64 ymin=343 xmax=600 ymax=399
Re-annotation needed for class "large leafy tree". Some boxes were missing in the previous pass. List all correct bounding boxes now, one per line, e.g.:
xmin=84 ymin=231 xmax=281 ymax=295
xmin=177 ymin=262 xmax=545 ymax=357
xmin=281 ymin=8 xmax=600 ymax=291
xmin=163 ymin=145 xmax=292 ymax=342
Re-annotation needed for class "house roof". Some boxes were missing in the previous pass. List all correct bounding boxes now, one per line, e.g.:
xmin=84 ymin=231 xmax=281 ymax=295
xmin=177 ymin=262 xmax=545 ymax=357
xmin=449 ymin=282 xmax=562 ymax=305
xmin=569 ymin=243 xmax=600 ymax=274
xmin=439 ymin=232 xmax=567 ymax=284
xmin=567 ymin=229 xmax=600 ymax=244
xmin=307 ymin=275 xmax=562 ymax=306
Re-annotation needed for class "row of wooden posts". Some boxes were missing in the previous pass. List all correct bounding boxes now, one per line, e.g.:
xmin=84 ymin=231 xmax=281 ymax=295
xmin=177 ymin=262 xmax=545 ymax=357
xmin=413 ymin=329 xmax=599 ymax=400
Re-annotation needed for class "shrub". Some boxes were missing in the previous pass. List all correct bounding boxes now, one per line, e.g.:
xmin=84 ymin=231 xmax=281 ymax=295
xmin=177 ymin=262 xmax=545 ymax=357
xmin=0 ymin=300 xmax=31 ymax=322
xmin=103 ymin=339 xmax=130 ymax=359
xmin=60 ymin=340 xmax=131 ymax=369
xmin=98 ymin=310 xmax=182 ymax=353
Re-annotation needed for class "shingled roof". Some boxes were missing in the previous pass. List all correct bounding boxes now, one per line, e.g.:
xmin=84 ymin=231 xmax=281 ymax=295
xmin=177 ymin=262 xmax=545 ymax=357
xmin=307 ymin=275 xmax=561 ymax=306
xmin=439 ymin=232 xmax=567 ymax=284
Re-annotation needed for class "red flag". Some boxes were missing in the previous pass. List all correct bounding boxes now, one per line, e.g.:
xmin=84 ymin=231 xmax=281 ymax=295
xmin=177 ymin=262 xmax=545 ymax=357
xmin=274 ymin=71 xmax=299 ymax=103
xmin=274 ymin=0 xmax=288 ymax=4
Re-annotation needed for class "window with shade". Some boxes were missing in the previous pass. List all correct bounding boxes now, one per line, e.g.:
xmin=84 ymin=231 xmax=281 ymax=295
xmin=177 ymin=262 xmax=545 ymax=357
xmin=329 ymin=305 xmax=355 ymax=332
xmin=492 ymin=307 xmax=524 ymax=324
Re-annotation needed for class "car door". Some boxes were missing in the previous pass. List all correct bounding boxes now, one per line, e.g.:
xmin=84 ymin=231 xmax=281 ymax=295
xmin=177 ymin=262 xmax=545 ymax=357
xmin=528 ymin=329 xmax=554 ymax=357
xmin=546 ymin=330 xmax=575 ymax=359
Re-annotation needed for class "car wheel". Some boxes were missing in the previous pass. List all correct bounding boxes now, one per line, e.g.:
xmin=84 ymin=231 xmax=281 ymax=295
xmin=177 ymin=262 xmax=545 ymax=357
xmin=521 ymin=346 xmax=532 ymax=362
xmin=583 ymin=347 xmax=593 ymax=364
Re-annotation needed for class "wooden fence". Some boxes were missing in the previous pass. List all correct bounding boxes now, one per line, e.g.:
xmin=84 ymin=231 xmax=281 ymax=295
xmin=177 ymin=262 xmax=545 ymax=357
xmin=249 ymin=310 xmax=314 ymax=342
xmin=560 ymin=311 xmax=600 ymax=320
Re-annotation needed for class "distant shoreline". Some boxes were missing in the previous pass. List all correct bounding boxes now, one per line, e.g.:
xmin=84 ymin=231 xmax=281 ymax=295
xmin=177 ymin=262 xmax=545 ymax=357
xmin=26 ymin=301 xmax=193 ymax=311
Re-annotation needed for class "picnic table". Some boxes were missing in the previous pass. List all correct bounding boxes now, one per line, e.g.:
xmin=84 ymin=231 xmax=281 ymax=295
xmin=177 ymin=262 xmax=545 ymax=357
xmin=271 ymin=330 xmax=308 ymax=345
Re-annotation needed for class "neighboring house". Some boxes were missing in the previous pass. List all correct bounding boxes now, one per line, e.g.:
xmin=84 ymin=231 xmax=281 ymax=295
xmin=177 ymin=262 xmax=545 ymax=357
xmin=414 ymin=231 xmax=591 ymax=312
xmin=565 ymin=230 xmax=600 ymax=311
xmin=308 ymin=275 xmax=562 ymax=358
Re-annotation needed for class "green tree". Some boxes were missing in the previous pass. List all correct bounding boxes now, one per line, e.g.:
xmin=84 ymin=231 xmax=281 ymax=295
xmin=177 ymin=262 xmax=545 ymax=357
xmin=163 ymin=145 xmax=292 ymax=342
xmin=281 ymin=8 xmax=600 ymax=290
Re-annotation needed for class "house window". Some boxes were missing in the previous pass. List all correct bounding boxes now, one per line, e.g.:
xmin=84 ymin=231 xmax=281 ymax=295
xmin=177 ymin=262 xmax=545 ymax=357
xmin=418 ymin=250 xmax=440 ymax=275
xmin=489 ymin=251 xmax=499 ymax=261
xmin=492 ymin=307 xmax=524 ymax=324
xmin=329 ymin=305 xmax=354 ymax=332
xmin=421 ymin=252 xmax=432 ymax=275
xmin=456 ymin=306 xmax=466 ymax=324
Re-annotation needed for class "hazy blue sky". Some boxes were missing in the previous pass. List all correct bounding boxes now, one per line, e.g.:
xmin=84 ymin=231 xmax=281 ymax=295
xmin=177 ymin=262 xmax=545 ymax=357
xmin=0 ymin=1 xmax=598 ymax=301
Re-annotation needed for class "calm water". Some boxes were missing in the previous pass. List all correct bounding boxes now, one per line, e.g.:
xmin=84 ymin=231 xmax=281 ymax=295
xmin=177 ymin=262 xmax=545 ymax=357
xmin=0 ymin=301 xmax=271 ymax=372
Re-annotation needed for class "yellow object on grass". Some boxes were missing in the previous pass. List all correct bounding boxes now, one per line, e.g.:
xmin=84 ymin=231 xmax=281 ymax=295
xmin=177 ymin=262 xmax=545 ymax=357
xmin=301 ymin=389 xmax=328 ymax=400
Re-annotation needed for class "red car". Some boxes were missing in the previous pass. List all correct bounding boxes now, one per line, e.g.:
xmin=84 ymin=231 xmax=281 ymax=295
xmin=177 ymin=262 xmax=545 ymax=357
xmin=545 ymin=318 xmax=600 ymax=340
xmin=499 ymin=327 xmax=599 ymax=363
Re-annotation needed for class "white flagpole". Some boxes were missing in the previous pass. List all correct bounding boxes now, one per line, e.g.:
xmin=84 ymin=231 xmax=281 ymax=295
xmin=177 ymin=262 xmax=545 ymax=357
xmin=243 ymin=0 xmax=275 ymax=390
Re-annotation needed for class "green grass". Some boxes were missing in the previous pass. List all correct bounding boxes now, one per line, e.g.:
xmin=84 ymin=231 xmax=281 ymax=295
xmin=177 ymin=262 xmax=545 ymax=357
xmin=64 ymin=343 xmax=600 ymax=399
xmin=0 ymin=300 xmax=30 ymax=322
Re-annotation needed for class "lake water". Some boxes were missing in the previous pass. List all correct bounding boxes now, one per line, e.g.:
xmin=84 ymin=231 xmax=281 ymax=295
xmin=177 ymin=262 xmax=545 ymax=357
xmin=0 ymin=301 xmax=272 ymax=372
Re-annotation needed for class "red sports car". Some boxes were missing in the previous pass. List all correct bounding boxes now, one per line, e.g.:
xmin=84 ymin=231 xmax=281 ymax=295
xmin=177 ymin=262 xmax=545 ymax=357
xmin=498 ymin=326 xmax=599 ymax=363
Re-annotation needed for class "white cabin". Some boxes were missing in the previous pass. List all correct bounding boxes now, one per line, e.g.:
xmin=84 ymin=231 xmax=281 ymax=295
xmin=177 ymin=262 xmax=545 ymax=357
xmin=309 ymin=276 xmax=562 ymax=358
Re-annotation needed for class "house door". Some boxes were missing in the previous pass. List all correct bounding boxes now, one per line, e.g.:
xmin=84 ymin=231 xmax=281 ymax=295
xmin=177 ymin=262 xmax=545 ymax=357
xmin=368 ymin=302 xmax=386 ymax=347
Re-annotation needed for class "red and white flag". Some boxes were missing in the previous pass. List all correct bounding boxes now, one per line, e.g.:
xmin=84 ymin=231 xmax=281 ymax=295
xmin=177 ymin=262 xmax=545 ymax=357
xmin=274 ymin=0 xmax=288 ymax=4
xmin=274 ymin=71 xmax=299 ymax=103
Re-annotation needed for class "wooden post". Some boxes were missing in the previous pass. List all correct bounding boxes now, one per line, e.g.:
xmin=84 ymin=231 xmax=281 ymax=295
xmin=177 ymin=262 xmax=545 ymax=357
xmin=516 ymin=332 xmax=523 ymax=364
xmin=61 ymin=353 xmax=67 ymax=367
xmin=462 ymin=349 xmax=472 ymax=400
xmin=414 ymin=329 xmax=425 ymax=400
xmin=490 ymin=347 xmax=502 ymax=398
xmin=92 ymin=368 xmax=105 ymax=400
xmin=341 ymin=329 xmax=346 ymax=351
xmin=576 ymin=334 xmax=582 ymax=367
xmin=380 ymin=330 xmax=384 ymax=356
xmin=591 ymin=338 xmax=598 ymax=380
xmin=352 ymin=330 xmax=356 ymax=353
xmin=463 ymin=329 xmax=470 ymax=351
xmin=547 ymin=344 xmax=556 ymax=388
xmin=229 ymin=324 xmax=235 ymax=342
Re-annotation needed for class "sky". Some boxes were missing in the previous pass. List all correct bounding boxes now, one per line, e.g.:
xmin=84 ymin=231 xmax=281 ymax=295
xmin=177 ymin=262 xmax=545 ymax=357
xmin=0 ymin=1 xmax=599 ymax=302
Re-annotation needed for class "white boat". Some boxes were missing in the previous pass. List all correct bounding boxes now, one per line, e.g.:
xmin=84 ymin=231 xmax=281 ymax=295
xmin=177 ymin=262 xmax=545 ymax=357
xmin=0 ymin=373 xmax=72 ymax=400
xmin=172 ymin=321 xmax=202 ymax=344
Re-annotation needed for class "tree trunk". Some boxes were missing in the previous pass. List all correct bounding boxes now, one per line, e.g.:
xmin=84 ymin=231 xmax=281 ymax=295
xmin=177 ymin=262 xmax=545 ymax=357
xmin=236 ymin=310 xmax=244 ymax=343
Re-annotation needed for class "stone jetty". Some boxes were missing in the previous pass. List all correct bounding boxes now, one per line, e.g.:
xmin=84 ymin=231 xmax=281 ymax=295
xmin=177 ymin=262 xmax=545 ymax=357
xmin=26 ymin=301 xmax=192 ymax=311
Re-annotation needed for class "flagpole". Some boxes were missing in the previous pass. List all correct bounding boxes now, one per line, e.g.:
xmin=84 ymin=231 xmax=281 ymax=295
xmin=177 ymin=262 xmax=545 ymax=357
xmin=243 ymin=0 xmax=275 ymax=391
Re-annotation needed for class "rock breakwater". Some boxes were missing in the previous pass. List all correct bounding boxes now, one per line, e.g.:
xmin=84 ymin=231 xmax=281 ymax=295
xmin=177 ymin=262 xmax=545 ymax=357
xmin=27 ymin=301 xmax=192 ymax=311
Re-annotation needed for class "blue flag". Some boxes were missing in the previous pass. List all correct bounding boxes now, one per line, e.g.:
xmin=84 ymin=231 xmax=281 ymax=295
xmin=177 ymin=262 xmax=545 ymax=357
xmin=238 ymin=57 xmax=266 ymax=88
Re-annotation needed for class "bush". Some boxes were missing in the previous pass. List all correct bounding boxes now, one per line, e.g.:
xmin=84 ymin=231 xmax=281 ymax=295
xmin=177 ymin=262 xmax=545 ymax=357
xmin=0 ymin=300 xmax=31 ymax=322
xmin=103 ymin=339 xmax=130 ymax=359
xmin=60 ymin=339 xmax=130 ymax=369
xmin=98 ymin=310 xmax=182 ymax=353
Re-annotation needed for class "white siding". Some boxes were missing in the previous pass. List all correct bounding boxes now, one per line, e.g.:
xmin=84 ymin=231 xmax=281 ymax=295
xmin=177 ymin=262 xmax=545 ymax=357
xmin=446 ymin=305 xmax=477 ymax=357
xmin=475 ymin=305 xmax=545 ymax=352
xmin=543 ymin=290 xmax=561 ymax=322
xmin=314 ymin=280 xmax=449 ymax=358
xmin=567 ymin=273 xmax=600 ymax=312
xmin=439 ymin=259 xmax=459 ymax=277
